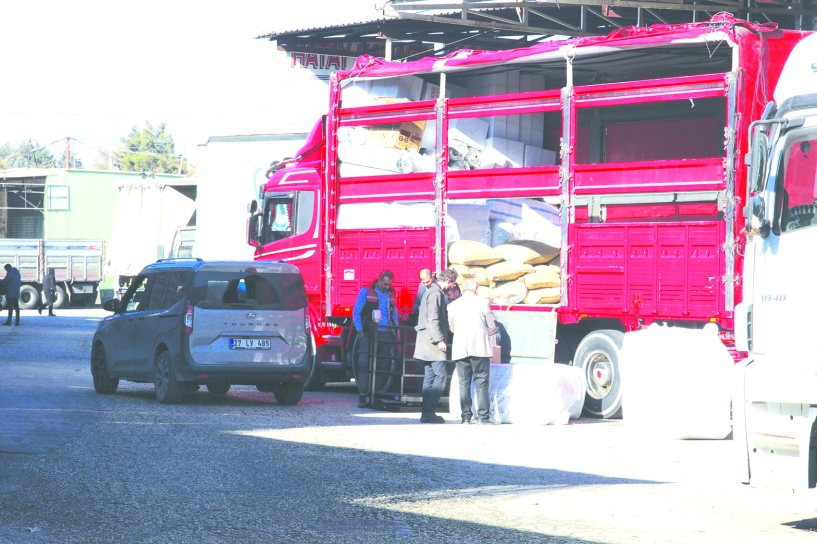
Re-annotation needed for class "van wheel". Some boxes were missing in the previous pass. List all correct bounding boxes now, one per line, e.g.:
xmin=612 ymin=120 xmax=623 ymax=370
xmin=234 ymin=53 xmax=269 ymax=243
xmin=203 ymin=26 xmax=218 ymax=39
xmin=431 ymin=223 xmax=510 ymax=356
xmin=206 ymin=383 xmax=230 ymax=395
xmin=573 ymin=330 xmax=624 ymax=419
xmin=91 ymin=346 xmax=119 ymax=394
xmin=273 ymin=382 xmax=304 ymax=405
xmin=155 ymin=350 xmax=185 ymax=404
xmin=19 ymin=285 xmax=39 ymax=310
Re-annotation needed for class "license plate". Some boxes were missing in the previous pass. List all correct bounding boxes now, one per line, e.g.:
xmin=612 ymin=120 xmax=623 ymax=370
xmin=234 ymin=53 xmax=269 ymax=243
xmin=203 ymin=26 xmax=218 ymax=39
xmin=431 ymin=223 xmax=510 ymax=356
xmin=229 ymin=338 xmax=271 ymax=350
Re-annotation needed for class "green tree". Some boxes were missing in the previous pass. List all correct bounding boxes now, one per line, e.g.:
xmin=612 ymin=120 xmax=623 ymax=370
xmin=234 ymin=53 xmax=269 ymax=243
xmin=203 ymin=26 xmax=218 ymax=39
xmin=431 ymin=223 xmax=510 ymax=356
xmin=115 ymin=122 xmax=186 ymax=174
xmin=0 ymin=140 xmax=55 ymax=168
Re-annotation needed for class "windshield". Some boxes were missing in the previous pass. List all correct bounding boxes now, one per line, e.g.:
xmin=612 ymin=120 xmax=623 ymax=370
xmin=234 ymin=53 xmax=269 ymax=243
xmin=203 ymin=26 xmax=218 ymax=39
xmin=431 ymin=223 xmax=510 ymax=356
xmin=262 ymin=191 xmax=314 ymax=243
xmin=780 ymin=131 xmax=817 ymax=232
xmin=189 ymin=271 xmax=307 ymax=311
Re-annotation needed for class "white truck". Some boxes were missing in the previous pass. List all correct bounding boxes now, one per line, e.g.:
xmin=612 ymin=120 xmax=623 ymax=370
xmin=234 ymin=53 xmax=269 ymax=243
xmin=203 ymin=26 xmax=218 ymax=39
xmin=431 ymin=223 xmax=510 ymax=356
xmin=734 ymin=32 xmax=817 ymax=489
xmin=0 ymin=238 xmax=103 ymax=309
xmin=104 ymin=181 xmax=196 ymax=292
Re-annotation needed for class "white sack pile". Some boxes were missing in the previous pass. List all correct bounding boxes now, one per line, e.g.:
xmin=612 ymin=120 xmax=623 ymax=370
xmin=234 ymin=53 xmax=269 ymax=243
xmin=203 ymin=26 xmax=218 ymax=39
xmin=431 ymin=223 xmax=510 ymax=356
xmin=620 ymin=323 xmax=733 ymax=440
xmin=449 ymin=363 xmax=586 ymax=425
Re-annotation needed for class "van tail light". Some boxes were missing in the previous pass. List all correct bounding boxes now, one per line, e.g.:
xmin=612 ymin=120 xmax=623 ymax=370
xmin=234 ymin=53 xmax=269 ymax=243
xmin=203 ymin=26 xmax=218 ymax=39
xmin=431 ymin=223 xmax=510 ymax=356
xmin=184 ymin=304 xmax=194 ymax=334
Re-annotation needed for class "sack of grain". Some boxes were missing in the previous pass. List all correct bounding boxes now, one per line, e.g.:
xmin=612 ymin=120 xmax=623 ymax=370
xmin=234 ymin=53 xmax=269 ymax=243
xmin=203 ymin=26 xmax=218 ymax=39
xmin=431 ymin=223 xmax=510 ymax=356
xmin=534 ymin=263 xmax=561 ymax=275
xmin=523 ymin=287 xmax=561 ymax=304
xmin=503 ymin=240 xmax=559 ymax=264
xmin=485 ymin=261 xmax=535 ymax=282
xmin=468 ymin=266 xmax=491 ymax=286
xmin=521 ymin=268 xmax=560 ymax=289
xmin=448 ymin=240 xmax=503 ymax=266
xmin=450 ymin=264 xmax=470 ymax=280
xmin=491 ymin=281 xmax=528 ymax=304
xmin=493 ymin=243 xmax=543 ymax=265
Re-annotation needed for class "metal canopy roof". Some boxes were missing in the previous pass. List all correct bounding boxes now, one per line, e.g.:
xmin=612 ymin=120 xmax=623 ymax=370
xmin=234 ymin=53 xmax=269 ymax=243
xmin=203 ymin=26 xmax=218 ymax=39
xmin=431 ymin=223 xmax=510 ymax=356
xmin=260 ymin=1 xmax=817 ymax=58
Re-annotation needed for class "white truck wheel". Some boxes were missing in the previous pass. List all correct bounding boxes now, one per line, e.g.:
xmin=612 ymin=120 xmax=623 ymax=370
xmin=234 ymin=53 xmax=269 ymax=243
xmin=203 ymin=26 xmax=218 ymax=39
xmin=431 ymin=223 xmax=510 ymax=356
xmin=53 ymin=286 xmax=66 ymax=308
xmin=573 ymin=329 xmax=625 ymax=419
xmin=18 ymin=285 xmax=40 ymax=310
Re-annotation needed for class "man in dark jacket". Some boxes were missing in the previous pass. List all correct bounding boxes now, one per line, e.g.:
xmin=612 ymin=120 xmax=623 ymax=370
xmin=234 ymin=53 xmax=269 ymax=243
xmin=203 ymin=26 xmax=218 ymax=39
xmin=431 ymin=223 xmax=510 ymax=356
xmin=1 ymin=263 xmax=22 ymax=326
xmin=412 ymin=268 xmax=458 ymax=423
xmin=351 ymin=270 xmax=399 ymax=408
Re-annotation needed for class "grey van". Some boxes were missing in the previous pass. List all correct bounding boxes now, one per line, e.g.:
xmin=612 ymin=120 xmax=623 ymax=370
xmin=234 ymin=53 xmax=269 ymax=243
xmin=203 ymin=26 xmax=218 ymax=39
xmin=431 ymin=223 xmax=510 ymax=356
xmin=91 ymin=259 xmax=313 ymax=405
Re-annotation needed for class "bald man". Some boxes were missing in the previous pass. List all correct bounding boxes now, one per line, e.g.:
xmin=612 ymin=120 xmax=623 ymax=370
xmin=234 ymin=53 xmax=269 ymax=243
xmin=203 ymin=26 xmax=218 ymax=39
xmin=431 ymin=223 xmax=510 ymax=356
xmin=412 ymin=268 xmax=433 ymax=315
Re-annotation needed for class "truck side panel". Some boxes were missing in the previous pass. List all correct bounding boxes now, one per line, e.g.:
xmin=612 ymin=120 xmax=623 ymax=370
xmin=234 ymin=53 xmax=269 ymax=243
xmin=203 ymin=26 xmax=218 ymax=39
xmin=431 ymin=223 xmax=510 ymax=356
xmin=333 ymin=228 xmax=435 ymax=316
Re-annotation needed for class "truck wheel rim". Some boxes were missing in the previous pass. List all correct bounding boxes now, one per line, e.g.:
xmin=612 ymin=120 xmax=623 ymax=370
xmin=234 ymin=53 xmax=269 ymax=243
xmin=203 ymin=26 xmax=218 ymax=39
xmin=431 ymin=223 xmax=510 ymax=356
xmin=584 ymin=350 xmax=612 ymax=400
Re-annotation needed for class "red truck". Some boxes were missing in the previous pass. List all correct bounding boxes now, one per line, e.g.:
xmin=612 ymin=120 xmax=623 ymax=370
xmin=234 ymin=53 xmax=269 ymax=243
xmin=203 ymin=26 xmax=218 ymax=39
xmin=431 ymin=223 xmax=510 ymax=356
xmin=248 ymin=15 xmax=808 ymax=418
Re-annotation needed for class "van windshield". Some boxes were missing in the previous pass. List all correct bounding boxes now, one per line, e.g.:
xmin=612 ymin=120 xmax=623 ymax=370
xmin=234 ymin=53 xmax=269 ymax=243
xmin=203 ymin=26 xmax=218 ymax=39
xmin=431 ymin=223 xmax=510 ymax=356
xmin=189 ymin=271 xmax=307 ymax=311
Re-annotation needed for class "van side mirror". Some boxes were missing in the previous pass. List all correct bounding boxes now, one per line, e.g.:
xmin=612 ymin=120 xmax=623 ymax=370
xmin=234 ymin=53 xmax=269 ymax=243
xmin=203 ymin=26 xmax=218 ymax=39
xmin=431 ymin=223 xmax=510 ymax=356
xmin=102 ymin=299 xmax=119 ymax=313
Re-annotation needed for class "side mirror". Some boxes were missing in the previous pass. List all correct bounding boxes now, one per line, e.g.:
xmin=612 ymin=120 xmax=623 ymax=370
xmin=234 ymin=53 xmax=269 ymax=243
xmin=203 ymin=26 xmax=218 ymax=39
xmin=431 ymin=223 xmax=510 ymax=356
xmin=247 ymin=200 xmax=259 ymax=214
xmin=745 ymin=126 xmax=772 ymax=238
xmin=247 ymin=214 xmax=262 ymax=248
xmin=102 ymin=299 xmax=119 ymax=313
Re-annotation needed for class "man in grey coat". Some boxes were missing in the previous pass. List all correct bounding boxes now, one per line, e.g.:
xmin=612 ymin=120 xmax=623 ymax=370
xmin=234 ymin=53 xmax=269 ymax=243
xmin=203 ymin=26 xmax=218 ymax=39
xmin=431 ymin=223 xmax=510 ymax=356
xmin=38 ymin=268 xmax=57 ymax=316
xmin=447 ymin=277 xmax=498 ymax=424
xmin=412 ymin=268 xmax=458 ymax=423
xmin=1 ymin=263 xmax=22 ymax=326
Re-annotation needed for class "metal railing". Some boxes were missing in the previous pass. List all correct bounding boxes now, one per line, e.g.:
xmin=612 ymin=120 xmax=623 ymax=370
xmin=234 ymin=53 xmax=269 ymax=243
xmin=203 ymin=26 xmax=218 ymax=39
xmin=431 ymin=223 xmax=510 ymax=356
xmin=365 ymin=324 xmax=452 ymax=411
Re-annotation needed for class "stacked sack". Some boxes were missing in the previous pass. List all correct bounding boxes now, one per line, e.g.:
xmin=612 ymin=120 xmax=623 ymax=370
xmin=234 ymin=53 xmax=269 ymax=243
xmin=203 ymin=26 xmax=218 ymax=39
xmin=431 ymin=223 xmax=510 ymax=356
xmin=447 ymin=240 xmax=561 ymax=305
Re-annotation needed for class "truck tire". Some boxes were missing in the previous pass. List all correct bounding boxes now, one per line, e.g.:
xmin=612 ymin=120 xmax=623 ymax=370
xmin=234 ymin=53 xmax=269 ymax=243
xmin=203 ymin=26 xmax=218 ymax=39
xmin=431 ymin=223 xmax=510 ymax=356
xmin=303 ymin=355 xmax=325 ymax=391
xmin=53 ymin=286 xmax=66 ymax=309
xmin=18 ymin=285 xmax=39 ymax=310
xmin=573 ymin=329 xmax=625 ymax=419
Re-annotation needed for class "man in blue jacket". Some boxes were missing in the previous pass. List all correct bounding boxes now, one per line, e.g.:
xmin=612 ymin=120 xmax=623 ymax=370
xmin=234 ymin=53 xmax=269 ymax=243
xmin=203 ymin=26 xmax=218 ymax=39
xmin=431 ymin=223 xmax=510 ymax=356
xmin=1 ymin=263 xmax=22 ymax=326
xmin=352 ymin=270 xmax=399 ymax=407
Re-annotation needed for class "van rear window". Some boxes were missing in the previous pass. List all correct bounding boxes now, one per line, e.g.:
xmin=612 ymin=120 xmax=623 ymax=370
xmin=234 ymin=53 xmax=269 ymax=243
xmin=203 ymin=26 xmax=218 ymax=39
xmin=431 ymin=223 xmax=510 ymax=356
xmin=189 ymin=272 xmax=307 ymax=311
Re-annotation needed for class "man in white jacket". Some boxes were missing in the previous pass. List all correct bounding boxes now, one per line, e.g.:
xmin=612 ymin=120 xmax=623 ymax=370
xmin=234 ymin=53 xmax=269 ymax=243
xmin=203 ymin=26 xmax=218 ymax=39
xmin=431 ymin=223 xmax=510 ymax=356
xmin=447 ymin=277 xmax=498 ymax=424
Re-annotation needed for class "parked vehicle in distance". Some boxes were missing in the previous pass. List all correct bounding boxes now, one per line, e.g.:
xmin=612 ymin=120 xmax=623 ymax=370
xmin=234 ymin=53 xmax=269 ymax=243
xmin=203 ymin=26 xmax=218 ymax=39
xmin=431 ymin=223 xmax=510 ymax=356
xmin=90 ymin=258 xmax=313 ymax=405
xmin=0 ymin=238 xmax=103 ymax=309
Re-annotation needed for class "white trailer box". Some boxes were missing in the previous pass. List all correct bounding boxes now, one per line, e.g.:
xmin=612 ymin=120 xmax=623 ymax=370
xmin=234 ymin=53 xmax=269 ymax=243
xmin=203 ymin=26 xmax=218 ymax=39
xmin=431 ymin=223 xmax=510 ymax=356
xmin=194 ymin=134 xmax=308 ymax=260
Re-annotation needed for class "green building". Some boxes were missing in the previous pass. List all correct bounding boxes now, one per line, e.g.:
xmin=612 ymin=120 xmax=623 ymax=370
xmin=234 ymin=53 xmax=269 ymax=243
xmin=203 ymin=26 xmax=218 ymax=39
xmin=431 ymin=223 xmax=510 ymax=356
xmin=0 ymin=168 xmax=195 ymax=302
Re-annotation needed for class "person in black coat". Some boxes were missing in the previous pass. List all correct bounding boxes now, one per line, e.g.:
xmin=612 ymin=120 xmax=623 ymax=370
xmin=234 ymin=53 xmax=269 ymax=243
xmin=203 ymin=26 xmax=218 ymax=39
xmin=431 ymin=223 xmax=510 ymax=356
xmin=1 ymin=264 xmax=22 ymax=326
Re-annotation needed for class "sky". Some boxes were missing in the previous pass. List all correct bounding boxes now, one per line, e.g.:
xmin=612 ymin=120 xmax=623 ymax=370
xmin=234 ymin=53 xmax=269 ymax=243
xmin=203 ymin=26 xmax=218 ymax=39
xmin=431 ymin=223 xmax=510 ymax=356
xmin=0 ymin=1 xmax=382 ymax=166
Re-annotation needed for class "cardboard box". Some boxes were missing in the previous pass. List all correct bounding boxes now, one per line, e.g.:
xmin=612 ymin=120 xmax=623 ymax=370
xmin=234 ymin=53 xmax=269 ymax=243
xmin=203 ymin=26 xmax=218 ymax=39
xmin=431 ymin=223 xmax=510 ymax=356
xmin=520 ymin=73 xmax=546 ymax=93
xmin=422 ymin=82 xmax=441 ymax=101
xmin=524 ymin=145 xmax=558 ymax=167
xmin=341 ymin=81 xmax=376 ymax=108
xmin=366 ymin=121 xmax=427 ymax=150
xmin=483 ymin=137 xmax=525 ymax=168
xmin=370 ymin=75 xmax=425 ymax=101
xmin=450 ymin=118 xmax=489 ymax=150
xmin=422 ymin=82 xmax=468 ymax=100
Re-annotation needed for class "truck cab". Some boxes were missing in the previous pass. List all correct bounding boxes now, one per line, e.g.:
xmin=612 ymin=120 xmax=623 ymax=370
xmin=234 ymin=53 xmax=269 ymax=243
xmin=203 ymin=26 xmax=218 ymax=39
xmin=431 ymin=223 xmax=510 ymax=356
xmin=735 ymin=33 xmax=817 ymax=489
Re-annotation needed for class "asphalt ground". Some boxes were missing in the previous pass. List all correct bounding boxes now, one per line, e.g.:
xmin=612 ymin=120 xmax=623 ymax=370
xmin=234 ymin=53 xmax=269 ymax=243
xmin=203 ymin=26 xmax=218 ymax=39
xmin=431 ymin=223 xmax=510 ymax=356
xmin=1 ymin=308 xmax=816 ymax=543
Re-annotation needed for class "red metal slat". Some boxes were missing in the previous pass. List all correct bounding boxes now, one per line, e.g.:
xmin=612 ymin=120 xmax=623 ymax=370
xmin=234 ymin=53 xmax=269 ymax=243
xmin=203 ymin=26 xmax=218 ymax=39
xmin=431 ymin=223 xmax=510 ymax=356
xmin=573 ymin=158 xmax=724 ymax=195
xmin=337 ymin=172 xmax=436 ymax=204
xmin=574 ymin=73 xmax=727 ymax=108
xmin=447 ymin=167 xmax=561 ymax=199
